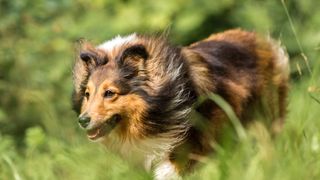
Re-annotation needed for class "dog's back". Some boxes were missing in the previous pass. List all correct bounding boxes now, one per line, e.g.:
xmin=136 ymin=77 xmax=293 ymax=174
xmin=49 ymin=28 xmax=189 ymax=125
xmin=183 ymin=29 xmax=288 ymax=131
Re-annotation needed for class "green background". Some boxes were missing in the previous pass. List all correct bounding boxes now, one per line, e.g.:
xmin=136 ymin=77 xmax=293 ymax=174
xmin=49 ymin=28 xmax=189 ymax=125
xmin=0 ymin=0 xmax=320 ymax=179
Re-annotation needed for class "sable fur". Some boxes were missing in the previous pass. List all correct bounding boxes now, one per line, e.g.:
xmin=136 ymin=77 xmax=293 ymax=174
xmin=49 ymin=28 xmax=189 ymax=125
xmin=72 ymin=29 xmax=289 ymax=179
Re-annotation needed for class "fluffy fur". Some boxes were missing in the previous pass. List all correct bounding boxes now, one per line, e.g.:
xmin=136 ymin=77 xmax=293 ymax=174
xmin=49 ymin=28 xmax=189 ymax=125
xmin=72 ymin=29 xmax=289 ymax=179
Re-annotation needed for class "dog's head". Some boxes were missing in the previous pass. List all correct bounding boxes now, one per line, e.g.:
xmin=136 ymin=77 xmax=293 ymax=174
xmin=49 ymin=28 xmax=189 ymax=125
xmin=72 ymin=35 xmax=152 ymax=141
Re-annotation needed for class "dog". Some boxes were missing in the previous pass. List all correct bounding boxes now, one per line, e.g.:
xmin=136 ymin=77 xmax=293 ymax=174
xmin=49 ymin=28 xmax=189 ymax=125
xmin=72 ymin=29 xmax=289 ymax=179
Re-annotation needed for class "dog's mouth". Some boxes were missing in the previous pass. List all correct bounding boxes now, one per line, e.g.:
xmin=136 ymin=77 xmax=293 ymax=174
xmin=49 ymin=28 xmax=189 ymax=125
xmin=86 ymin=114 xmax=122 ymax=140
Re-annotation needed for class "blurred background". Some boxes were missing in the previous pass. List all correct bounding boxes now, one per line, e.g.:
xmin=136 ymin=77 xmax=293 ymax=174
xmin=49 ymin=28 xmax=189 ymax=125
xmin=0 ymin=0 xmax=319 ymax=179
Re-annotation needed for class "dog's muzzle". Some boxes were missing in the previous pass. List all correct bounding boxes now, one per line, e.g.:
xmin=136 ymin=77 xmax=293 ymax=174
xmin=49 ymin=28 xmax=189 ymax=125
xmin=85 ymin=114 xmax=122 ymax=140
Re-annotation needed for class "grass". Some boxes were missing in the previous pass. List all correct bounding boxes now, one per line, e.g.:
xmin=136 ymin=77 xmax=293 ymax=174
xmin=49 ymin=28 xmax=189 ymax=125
xmin=1 ymin=0 xmax=320 ymax=179
xmin=0 ymin=67 xmax=319 ymax=180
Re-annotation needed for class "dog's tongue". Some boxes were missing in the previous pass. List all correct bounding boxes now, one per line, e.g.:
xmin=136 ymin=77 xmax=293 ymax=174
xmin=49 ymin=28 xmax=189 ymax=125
xmin=87 ymin=128 xmax=100 ymax=139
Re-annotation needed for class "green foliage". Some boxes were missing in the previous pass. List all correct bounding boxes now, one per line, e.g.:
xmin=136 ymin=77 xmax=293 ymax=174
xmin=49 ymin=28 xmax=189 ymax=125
xmin=0 ymin=0 xmax=320 ymax=179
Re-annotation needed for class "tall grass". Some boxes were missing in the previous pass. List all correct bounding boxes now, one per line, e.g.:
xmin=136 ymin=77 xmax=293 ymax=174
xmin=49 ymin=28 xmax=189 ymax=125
xmin=1 ymin=70 xmax=319 ymax=180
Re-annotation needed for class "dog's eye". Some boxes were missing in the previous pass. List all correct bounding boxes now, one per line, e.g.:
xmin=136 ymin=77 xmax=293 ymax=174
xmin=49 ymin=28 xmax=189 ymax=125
xmin=104 ymin=90 xmax=115 ymax=98
xmin=85 ymin=92 xmax=90 ymax=99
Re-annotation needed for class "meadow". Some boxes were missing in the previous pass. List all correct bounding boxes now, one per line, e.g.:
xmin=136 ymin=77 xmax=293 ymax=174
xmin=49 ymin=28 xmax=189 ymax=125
xmin=0 ymin=0 xmax=320 ymax=179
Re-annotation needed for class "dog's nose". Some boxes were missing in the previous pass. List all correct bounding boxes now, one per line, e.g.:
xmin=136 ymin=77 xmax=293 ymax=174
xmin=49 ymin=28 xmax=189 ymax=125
xmin=78 ymin=114 xmax=91 ymax=128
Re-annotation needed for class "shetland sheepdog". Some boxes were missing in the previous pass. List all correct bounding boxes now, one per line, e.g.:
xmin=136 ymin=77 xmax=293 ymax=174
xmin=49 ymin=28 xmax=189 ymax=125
xmin=72 ymin=29 xmax=289 ymax=179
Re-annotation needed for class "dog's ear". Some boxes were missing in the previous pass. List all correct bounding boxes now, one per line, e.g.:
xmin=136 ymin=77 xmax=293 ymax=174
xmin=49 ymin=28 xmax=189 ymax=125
xmin=119 ymin=45 xmax=148 ymax=65
xmin=79 ymin=50 xmax=101 ymax=72
xmin=118 ymin=45 xmax=149 ymax=79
